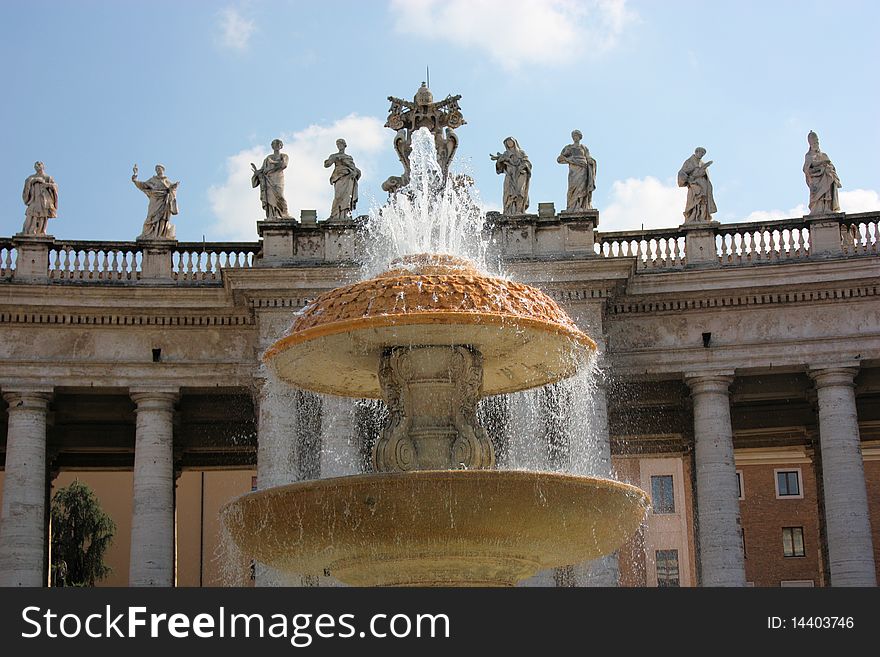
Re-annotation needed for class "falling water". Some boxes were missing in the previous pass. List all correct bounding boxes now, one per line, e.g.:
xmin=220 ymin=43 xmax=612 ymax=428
xmin=361 ymin=128 xmax=492 ymax=277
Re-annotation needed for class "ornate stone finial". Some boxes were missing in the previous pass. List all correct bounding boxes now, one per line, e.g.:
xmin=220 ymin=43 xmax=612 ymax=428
xmin=382 ymin=84 xmax=466 ymax=193
xmin=251 ymin=139 xmax=290 ymax=220
xmin=21 ymin=161 xmax=58 ymax=236
xmin=557 ymin=129 xmax=597 ymax=212
xmin=803 ymin=130 xmax=842 ymax=215
xmin=677 ymin=147 xmax=717 ymax=224
xmin=414 ymin=81 xmax=433 ymax=106
xmin=491 ymin=136 xmax=532 ymax=215
xmin=132 ymin=163 xmax=180 ymax=240
xmin=324 ymin=138 xmax=361 ymax=220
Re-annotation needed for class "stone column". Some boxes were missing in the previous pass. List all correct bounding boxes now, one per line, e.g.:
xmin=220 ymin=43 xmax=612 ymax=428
xmin=686 ymin=373 xmax=745 ymax=587
xmin=129 ymin=390 xmax=177 ymax=586
xmin=0 ymin=390 xmax=52 ymax=587
xmin=810 ymin=367 xmax=876 ymax=586
xmin=319 ymin=395 xmax=360 ymax=478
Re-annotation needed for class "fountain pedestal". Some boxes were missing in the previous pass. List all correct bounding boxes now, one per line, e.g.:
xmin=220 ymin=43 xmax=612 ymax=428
xmin=375 ymin=346 xmax=493 ymax=471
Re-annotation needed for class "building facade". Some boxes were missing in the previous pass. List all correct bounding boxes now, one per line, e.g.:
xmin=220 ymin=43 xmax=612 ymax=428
xmin=0 ymin=208 xmax=878 ymax=587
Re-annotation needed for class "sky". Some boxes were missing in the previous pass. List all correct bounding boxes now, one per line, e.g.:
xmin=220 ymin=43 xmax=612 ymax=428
xmin=0 ymin=0 xmax=878 ymax=242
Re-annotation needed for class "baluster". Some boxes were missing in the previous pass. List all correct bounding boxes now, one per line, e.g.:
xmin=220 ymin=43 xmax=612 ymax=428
xmin=869 ymin=222 xmax=878 ymax=253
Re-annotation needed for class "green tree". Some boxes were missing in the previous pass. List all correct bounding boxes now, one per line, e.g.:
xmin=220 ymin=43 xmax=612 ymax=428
xmin=50 ymin=480 xmax=116 ymax=587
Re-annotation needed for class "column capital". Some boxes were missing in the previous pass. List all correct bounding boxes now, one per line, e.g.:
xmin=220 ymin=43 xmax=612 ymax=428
xmin=809 ymin=366 xmax=858 ymax=389
xmin=684 ymin=372 xmax=734 ymax=396
xmin=130 ymin=389 xmax=178 ymax=410
xmin=2 ymin=389 xmax=53 ymax=410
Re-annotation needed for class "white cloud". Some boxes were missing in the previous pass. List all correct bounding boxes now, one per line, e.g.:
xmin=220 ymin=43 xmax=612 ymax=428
xmin=601 ymin=177 xmax=686 ymax=232
xmin=742 ymin=189 xmax=879 ymax=223
xmin=208 ymin=115 xmax=387 ymax=239
xmin=217 ymin=7 xmax=256 ymax=51
xmin=840 ymin=188 xmax=880 ymax=214
xmin=390 ymin=0 xmax=636 ymax=70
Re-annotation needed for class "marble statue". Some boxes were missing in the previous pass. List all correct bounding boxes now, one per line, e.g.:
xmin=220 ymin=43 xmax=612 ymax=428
xmin=677 ymin=147 xmax=717 ymax=223
xmin=324 ymin=138 xmax=361 ymax=220
xmin=132 ymin=164 xmax=179 ymax=240
xmin=21 ymin=161 xmax=58 ymax=235
xmin=382 ymin=82 xmax=466 ymax=192
xmin=491 ymin=137 xmax=532 ymax=215
xmin=804 ymin=131 xmax=842 ymax=215
xmin=251 ymin=139 xmax=290 ymax=219
xmin=557 ymin=130 xmax=597 ymax=212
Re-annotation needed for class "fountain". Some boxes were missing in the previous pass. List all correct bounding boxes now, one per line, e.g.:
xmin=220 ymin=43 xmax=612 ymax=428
xmin=221 ymin=120 xmax=649 ymax=587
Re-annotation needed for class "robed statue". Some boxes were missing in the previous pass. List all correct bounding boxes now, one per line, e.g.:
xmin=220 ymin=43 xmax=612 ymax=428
xmin=251 ymin=139 xmax=290 ymax=219
xmin=21 ymin=161 xmax=58 ymax=235
xmin=132 ymin=164 xmax=179 ymax=240
xmin=491 ymin=137 xmax=532 ymax=215
xmin=324 ymin=138 xmax=361 ymax=220
xmin=677 ymin=147 xmax=717 ymax=223
xmin=803 ymin=131 xmax=842 ymax=215
xmin=557 ymin=130 xmax=597 ymax=211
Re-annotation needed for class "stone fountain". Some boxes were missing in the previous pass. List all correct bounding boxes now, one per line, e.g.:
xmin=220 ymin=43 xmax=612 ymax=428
xmin=222 ymin=252 xmax=648 ymax=586
xmin=221 ymin=118 xmax=648 ymax=587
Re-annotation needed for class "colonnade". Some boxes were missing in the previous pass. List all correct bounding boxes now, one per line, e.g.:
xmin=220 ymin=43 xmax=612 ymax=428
xmin=0 ymin=365 xmax=876 ymax=586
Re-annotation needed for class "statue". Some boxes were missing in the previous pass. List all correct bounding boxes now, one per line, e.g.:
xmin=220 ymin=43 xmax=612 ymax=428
xmin=324 ymin=138 xmax=361 ymax=220
xmin=491 ymin=137 xmax=532 ymax=215
xmin=132 ymin=164 xmax=179 ymax=240
xmin=382 ymin=82 xmax=466 ymax=192
xmin=557 ymin=130 xmax=597 ymax=212
xmin=804 ymin=131 xmax=842 ymax=215
xmin=677 ymin=147 xmax=717 ymax=223
xmin=21 ymin=161 xmax=58 ymax=235
xmin=251 ymin=139 xmax=290 ymax=219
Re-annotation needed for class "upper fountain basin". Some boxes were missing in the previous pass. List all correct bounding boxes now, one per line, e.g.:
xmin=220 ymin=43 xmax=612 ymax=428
xmin=263 ymin=254 xmax=596 ymax=398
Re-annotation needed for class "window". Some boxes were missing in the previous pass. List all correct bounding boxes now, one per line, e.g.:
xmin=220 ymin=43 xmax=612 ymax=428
xmin=651 ymin=475 xmax=675 ymax=514
xmin=655 ymin=550 xmax=680 ymax=587
xmin=736 ymin=471 xmax=744 ymax=500
xmin=740 ymin=528 xmax=746 ymax=559
xmin=782 ymin=527 xmax=805 ymax=557
xmin=775 ymin=469 xmax=802 ymax=498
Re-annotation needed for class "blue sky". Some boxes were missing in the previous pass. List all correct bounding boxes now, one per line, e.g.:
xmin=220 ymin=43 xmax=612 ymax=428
xmin=1 ymin=0 xmax=877 ymax=241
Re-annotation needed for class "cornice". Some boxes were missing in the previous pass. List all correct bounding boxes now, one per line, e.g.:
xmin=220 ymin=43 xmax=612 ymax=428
xmin=609 ymin=281 xmax=878 ymax=316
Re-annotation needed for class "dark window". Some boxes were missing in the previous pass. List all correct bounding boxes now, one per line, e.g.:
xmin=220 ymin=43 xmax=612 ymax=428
xmin=651 ymin=475 xmax=675 ymax=514
xmin=777 ymin=470 xmax=801 ymax=497
xmin=741 ymin=528 xmax=746 ymax=559
xmin=655 ymin=550 xmax=680 ymax=587
xmin=783 ymin=527 xmax=805 ymax=557
xmin=736 ymin=471 xmax=744 ymax=499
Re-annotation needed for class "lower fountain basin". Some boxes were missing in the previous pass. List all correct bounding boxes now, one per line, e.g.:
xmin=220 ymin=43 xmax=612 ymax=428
xmin=221 ymin=470 xmax=649 ymax=587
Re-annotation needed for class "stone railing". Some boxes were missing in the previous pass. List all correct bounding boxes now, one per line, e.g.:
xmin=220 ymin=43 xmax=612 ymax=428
xmin=840 ymin=212 xmax=879 ymax=256
xmin=49 ymin=240 xmax=143 ymax=281
xmin=172 ymin=242 xmax=259 ymax=282
xmin=594 ymin=210 xmax=878 ymax=270
xmin=594 ymin=228 xmax=686 ymax=270
xmin=0 ymin=238 xmax=15 ymax=279
xmin=0 ymin=210 xmax=876 ymax=283
xmin=715 ymin=217 xmax=811 ymax=266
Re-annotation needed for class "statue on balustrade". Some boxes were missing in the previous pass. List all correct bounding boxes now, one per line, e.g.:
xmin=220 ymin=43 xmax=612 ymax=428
xmin=132 ymin=164 xmax=179 ymax=240
xmin=251 ymin=139 xmax=290 ymax=220
xmin=21 ymin=161 xmax=58 ymax=235
xmin=804 ymin=131 xmax=842 ymax=215
xmin=324 ymin=138 xmax=361 ymax=220
xmin=557 ymin=129 xmax=597 ymax=212
xmin=677 ymin=147 xmax=717 ymax=223
xmin=491 ymin=137 xmax=532 ymax=215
